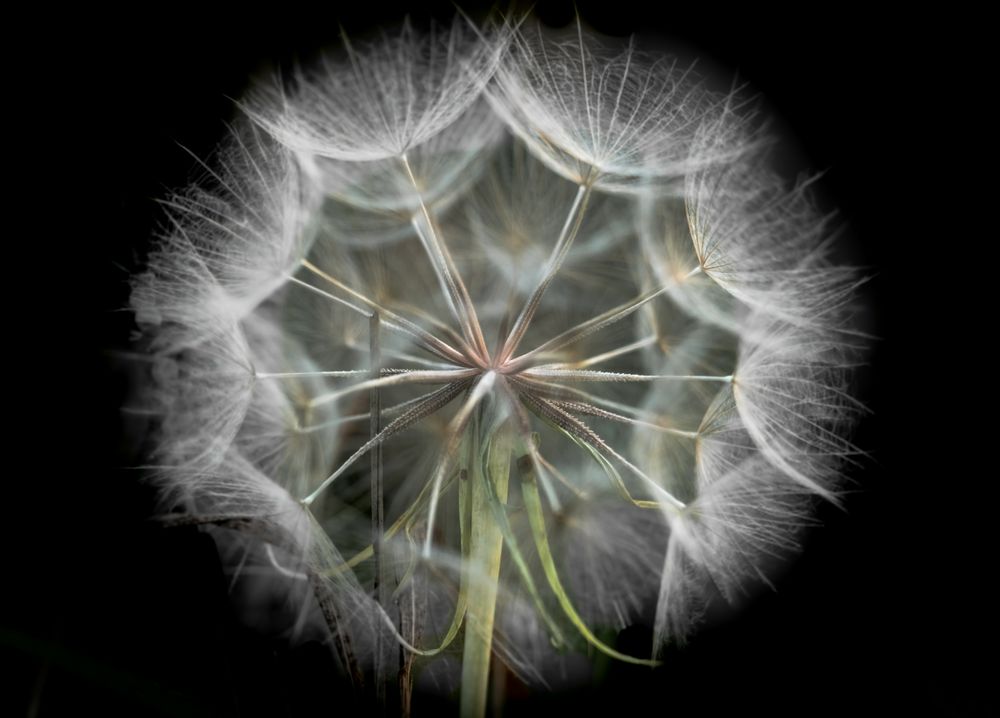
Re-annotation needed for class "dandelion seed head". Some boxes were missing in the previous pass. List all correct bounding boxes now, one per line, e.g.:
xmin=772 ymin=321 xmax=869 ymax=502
xmin=129 ymin=10 xmax=869 ymax=708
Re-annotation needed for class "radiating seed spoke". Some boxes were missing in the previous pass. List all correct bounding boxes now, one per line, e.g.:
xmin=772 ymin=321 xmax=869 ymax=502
xmin=507 ymin=285 xmax=669 ymax=371
xmin=301 ymin=379 xmax=472 ymax=506
xmin=523 ymin=368 xmax=733 ymax=383
xmin=499 ymin=181 xmax=593 ymax=363
xmin=300 ymin=260 xmax=471 ymax=366
xmin=422 ymin=372 xmax=498 ymax=556
xmin=518 ymin=391 xmax=685 ymax=511
xmin=401 ymin=153 xmax=490 ymax=361
xmin=308 ymin=369 xmax=478 ymax=408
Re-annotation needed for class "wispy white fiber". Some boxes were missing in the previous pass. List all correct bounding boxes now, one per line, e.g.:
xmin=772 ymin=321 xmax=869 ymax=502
xmin=132 ymin=122 xmax=320 ymax=347
xmin=488 ymin=21 xmax=757 ymax=192
xmin=245 ymin=18 xmax=509 ymax=162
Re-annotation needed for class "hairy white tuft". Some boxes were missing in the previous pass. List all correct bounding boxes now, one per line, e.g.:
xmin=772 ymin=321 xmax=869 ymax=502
xmin=489 ymin=21 xmax=756 ymax=192
xmin=131 ymin=122 xmax=320 ymax=347
xmin=245 ymin=18 xmax=509 ymax=162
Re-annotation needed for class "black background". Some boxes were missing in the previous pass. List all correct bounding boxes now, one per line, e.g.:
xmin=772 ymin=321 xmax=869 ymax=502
xmin=9 ymin=2 xmax=988 ymax=716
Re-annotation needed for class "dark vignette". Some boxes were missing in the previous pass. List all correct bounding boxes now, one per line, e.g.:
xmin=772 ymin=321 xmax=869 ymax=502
xmin=10 ymin=3 xmax=987 ymax=717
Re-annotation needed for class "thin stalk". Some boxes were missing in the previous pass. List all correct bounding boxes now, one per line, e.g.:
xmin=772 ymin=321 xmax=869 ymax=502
xmin=551 ymin=399 xmax=700 ymax=439
xmin=422 ymin=372 xmax=497 ymax=557
xmin=460 ymin=417 xmax=511 ymax=718
xmin=500 ymin=181 xmax=593 ymax=363
xmin=287 ymin=275 xmax=371 ymax=317
xmin=300 ymin=259 xmax=470 ymax=366
xmin=510 ymin=377 xmax=660 ymax=422
xmin=387 ymin=442 xmax=472 ymax=657
xmin=523 ymin=368 xmax=733 ymax=383
xmin=401 ymin=153 xmax=489 ymax=360
xmin=518 ymin=391 xmax=686 ymax=512
xmin=256 ymin=369 xmax=369 ymax=379
xmin=506 ymin=286 xmax=669 ymax=372
xmin=325 ymin=471 xmax=458 ymax=577
xmin=302 ymin=380 xmax=470 ymax=507
xmin=308 ymin=369 xmax=476 ymax=408
xmin=545 ymin=335 xmax=657 ymax=370
xmin=519 ymin=458 xmax=660 ymax=667
xmin=370 ymin=312 xmax=390 ymax=713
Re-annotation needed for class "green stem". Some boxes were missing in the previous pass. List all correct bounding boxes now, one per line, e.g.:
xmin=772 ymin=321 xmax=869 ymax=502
xmin=520 ymin=456 xmax=661 ymax=667
xmin=460 ymin=418 xmax=511 ymax=718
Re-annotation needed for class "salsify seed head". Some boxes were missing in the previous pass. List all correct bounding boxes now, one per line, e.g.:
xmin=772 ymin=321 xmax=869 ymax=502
xmin=129 ymin=11 xmax=868 ymax=704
